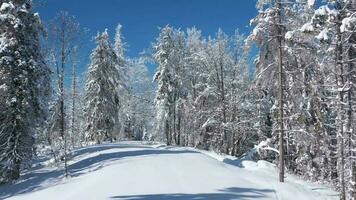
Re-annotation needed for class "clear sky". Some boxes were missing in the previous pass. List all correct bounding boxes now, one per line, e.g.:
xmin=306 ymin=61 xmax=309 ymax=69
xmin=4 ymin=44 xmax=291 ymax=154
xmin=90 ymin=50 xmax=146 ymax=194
xmin=36 ymin=0 xmax=258 ymax=73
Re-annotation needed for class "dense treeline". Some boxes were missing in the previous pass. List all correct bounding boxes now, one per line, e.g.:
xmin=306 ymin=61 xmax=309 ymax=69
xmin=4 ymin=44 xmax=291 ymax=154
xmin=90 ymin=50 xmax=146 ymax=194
xmin=152 ymin=0 xmax=355 ymax=199
xmin=152 ymin=26 xmax=254 ymax=156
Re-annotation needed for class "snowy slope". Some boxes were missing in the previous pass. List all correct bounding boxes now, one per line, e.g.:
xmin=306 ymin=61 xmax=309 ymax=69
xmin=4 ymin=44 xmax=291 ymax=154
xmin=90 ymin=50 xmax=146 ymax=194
xmin=0 ymin=142 xmax=338 ymax=200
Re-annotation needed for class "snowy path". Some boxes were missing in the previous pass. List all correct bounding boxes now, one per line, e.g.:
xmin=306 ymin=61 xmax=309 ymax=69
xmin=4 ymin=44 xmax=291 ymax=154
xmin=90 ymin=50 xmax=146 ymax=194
xmin=0 ymin=142 xmax=338 ymax=200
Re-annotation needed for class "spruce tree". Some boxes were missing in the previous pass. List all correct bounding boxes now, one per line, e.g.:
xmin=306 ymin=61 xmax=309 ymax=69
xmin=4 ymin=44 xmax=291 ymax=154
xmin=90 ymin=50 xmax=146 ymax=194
xmin=153 ymin=25 xmax=176 ymax=144
xmin=84 ymin=30 xmax=120 ymax=144
xmin=0 ymin=0 xmax=50 ymax=184
xmin=113 ymin=24 xmax=129 ymax=139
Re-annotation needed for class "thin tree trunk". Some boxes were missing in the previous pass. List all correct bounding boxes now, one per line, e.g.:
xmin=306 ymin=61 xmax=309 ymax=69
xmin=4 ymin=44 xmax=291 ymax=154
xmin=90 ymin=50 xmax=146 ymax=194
xmin=165 ymin=119 xmax=170 ymax=145
xmin=276 ymin=0 xmax=285 ymax=183
xmin=71 ymin=54 xmax=77 ymax=148
xmin=173 ymin=91 xmax=177 ymax=145
xmin=335 ymin=6 xmax=346 ymax=199
xmin=177 ymin=107 xmax=181 ymax=146
xmin=60 ymin=24 xmax=68 ymax=178
xmin=219 ymin=59 xmax=227 ymax=153
xmin=347 ymin=52 xmax=355 ymax=200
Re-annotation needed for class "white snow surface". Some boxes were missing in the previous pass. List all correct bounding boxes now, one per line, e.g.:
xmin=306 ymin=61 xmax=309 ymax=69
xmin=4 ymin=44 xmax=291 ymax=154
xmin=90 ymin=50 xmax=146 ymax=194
xmin=0 ymin=142 xmax=338 ymax=200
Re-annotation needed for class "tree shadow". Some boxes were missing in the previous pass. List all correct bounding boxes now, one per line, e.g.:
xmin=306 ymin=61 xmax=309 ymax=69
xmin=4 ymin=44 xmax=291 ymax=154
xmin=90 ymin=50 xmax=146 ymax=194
xmin=0 ymin=146 xmax=196 ymax=199
xmin=222 ymin=158 xmax=245 ymax=168
xmin=110 ymin=187 xmax=276 ymax=200
xmin=69 ymin=149 xmax=197 ymax=176
xmin=70 ymin=143 xmax=153 ymax=158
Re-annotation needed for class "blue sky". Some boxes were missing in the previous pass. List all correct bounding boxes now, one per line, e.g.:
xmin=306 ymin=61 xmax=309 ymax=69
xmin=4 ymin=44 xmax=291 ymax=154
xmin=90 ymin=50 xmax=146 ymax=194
xmin=36 ymin=0 xmax=258 ymax=74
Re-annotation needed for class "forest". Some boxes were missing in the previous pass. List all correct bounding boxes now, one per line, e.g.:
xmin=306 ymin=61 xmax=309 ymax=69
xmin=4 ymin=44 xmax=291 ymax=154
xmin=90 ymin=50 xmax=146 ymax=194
xmin=0 ymin=0 xmax=355 ymax=199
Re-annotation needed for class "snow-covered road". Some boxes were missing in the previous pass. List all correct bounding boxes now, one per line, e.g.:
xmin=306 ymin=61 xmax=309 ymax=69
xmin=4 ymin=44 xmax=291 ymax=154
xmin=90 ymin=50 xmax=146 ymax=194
xmin=0 ymin=142 xmax=338 ymax=200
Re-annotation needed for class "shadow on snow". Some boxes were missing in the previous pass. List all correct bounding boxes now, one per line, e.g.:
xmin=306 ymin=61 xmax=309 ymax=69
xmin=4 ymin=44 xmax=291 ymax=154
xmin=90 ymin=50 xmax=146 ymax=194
xmin=110 ymin=187 xmax=276 ymax=200
xmin=0 ymin=145 xmax=196 ymax=199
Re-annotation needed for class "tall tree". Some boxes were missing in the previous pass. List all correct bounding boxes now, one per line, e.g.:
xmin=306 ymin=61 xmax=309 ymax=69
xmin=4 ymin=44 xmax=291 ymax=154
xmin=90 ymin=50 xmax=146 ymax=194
xmin=84 ymin=30 xmax=120 ymax=144
xmin=341 ymin=2 xmax=356 ymax=199
xmin=275 ymin=0 xmax=285 ymax=183
xmin=248 ymin=0 xmax=289 ymax=182
xmin=153 ymin=25 xmax=184 ymax=145
xmin=113 ymin=24 xmax=129 ymax=139
xmin=47 ymin=11 xmax=84 ymax=177
xmin=0 ymin=0 xmax=50 ymax=183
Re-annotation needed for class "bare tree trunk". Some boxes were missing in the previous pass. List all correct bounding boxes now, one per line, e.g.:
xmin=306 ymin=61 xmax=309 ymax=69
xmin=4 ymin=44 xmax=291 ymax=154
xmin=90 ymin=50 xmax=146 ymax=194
xmin=59 ymin=21 xmax=68 ymax=178
xmin=71 ymin=49 xmax=77 ymax=148
xmin=276 ymin=0 xmax=285 ymax=183
xmin=60 ymin=31 xmax=69 ymax=178
xmin=219 ymin=59 xmax=227 ymax=153
xmin=50 ymin=12 xmax=85 ymax=178
xmin=173 ymin=91 xmax=177 ymax=145
xmin=334 ymin=5 xmax=347 ymax=198
xmin=177 ymin=107 xmax=181 ymax=146
xmin=347 ymin=47 xmax=355 ymax=200
xmin=165 ymin=119 xmax=170 ymax=145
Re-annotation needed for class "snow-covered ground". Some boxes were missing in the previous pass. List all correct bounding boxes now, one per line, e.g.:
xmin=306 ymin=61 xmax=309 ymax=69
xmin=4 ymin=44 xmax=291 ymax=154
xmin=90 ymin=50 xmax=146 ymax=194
xmin=0 ymin=142 xmax=339 ymax=200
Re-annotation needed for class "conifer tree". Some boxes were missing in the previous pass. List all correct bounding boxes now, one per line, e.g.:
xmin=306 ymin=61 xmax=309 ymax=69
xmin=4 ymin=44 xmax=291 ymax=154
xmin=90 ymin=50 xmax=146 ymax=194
xmin=0 ymin=0 xmax=50 ymax=183
xmin=84 ymin=30 xmax=120 ymax=144
xmin=113 ymin=24 xmax=129 ymax=139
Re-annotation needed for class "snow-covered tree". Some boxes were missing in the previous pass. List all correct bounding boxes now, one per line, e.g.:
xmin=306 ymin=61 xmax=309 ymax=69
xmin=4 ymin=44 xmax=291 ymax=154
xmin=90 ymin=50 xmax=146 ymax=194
xmin=0 ymin=0 xmax=50 ymax=184
xmin=153 ymin=25 xmax=185 ymax=145
xmin=301 ymin=1 xmax=356 ymax=198
xmin=84 ymin=30 xmax=120 ymax=144
xmin=248 ymin=0 xmax=291 ymax=182
xmin=46 ymin=11 xmax=86 ymax=177
xmin=113 ymin=24 xmax=130 ymax=140
xmin=125 ymin=58 xmax=155 ymax=141
xmin=68 ymin=47 xmax=85 ymax=148
xmin=248 ymin=0 xmax=355 ymax=197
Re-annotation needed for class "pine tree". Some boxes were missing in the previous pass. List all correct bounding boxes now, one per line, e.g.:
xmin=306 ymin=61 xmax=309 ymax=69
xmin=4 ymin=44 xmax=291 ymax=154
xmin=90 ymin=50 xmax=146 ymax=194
xmin=153 ymin=25 xmax=184 ymax=145
xmin=84 ymin=30 xmax=120 ymax=144
xmin=113 ymin=24 xmax=129 ymax=139
xmin=0 ymin=0 xmax=50 ymax=184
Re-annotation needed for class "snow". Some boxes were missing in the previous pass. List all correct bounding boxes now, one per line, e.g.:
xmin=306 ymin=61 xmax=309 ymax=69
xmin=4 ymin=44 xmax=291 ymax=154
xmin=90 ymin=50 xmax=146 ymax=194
xmin=0 ymin=2 xmax=14 ymax=12
xmin=300 ymin=23 xmax=314 ymax=33
xmin=251 ymin=26 xmax=260 ymax=38
xmin=316 ymin=29 xmax=329 ymax=41
xmin=202 ymin=117 xmax=219 ymax=128
xmin=0 ymin=14 xmax=7 ymax=22
xmin=0 ymin=84 xmax=7 ymax=91
xmin=285 ymin=31 xmax=294 ymax=40
xmin=0 ymin=142 xmax=338 ymax=200
xmin=314 ymin=6 xmax=330 ymax=17
xmin=340 ymin=17 xmax=356 ymax=33
xmin=307 ymin=0 xmax=315 ymax=6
